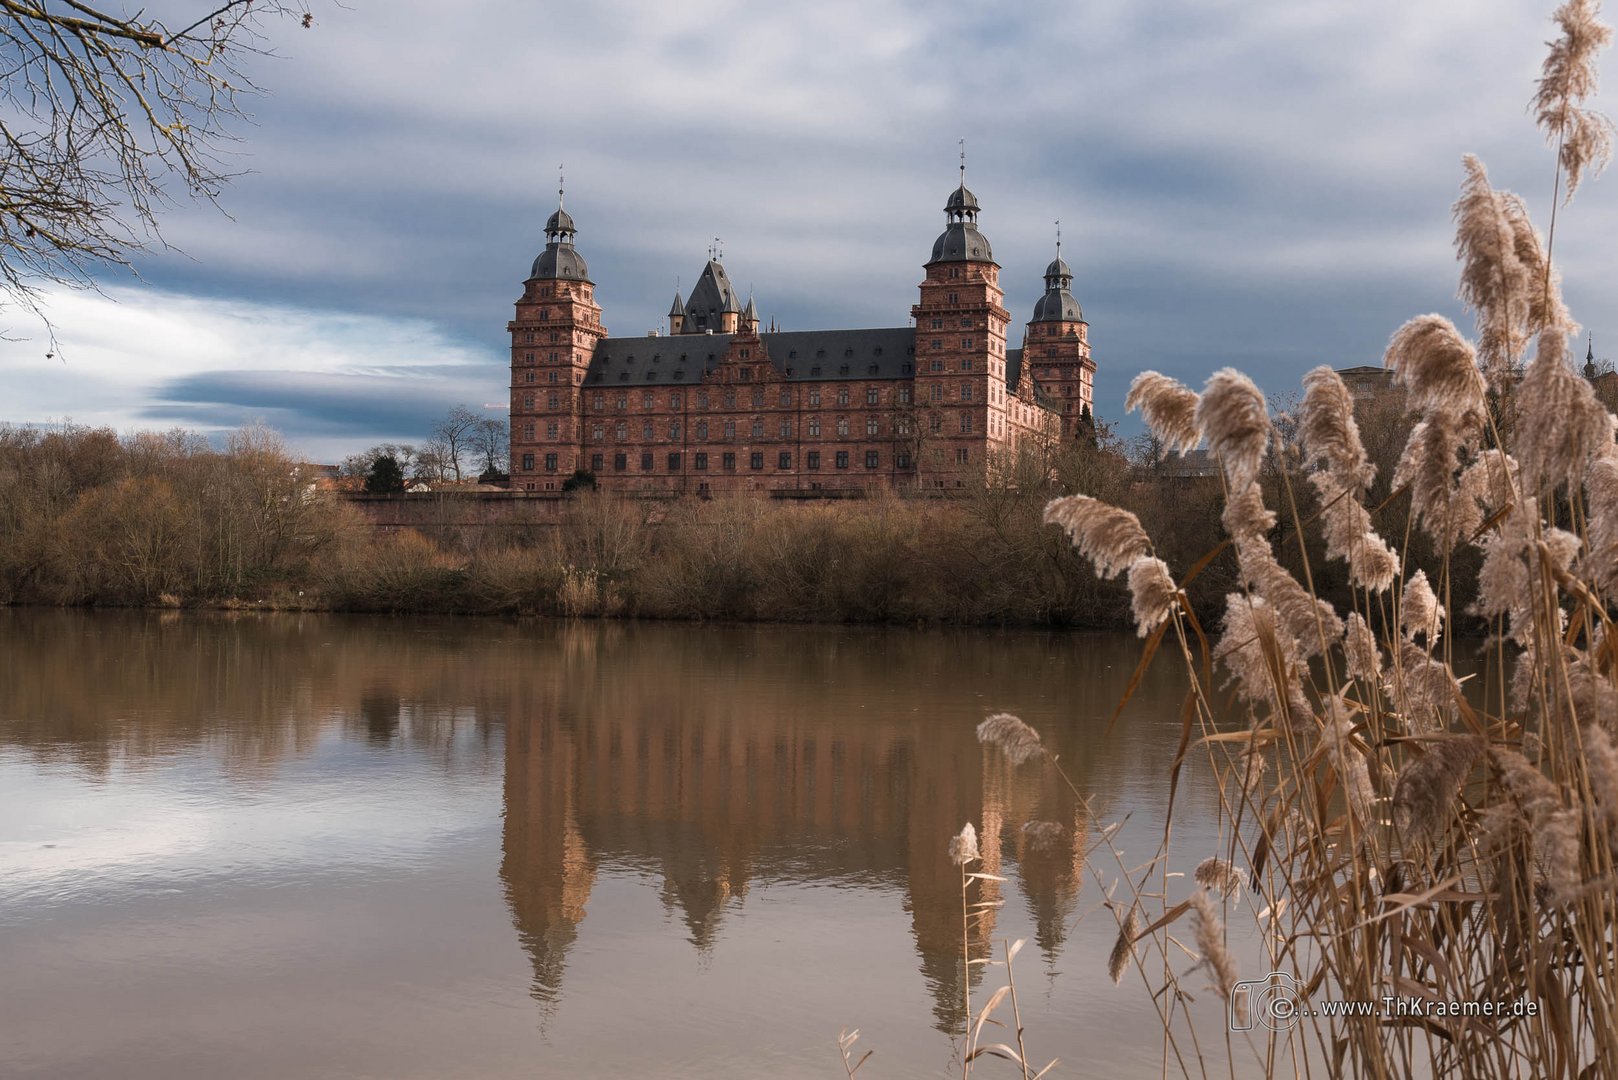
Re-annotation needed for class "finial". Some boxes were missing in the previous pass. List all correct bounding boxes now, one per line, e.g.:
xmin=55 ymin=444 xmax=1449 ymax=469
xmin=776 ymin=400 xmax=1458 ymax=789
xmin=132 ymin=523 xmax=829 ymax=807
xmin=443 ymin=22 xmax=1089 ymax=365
xmin=1055 ymin=219 xmax=1061 ymax=257
xmin=713 ymin=236 xmax=724 ymax=261
xmin=1589 ymin=332 xmax=1595 ymax=362
xmin=558 ymin=163 xmax=564 ymax=210
xmin=959 ymin=138 xmax=966 ymax=184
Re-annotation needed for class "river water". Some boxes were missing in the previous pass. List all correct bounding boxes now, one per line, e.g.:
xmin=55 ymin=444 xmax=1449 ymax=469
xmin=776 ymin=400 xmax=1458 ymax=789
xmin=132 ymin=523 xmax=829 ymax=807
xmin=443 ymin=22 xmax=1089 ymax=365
xmin=0 ymin=610 xmax=1240 ymax=1079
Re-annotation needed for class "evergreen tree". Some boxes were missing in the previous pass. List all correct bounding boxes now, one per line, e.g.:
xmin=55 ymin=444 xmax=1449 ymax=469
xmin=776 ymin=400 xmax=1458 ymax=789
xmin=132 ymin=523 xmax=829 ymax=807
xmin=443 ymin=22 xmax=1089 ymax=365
xmin=365 ymin=454 xmax=405 ymax=493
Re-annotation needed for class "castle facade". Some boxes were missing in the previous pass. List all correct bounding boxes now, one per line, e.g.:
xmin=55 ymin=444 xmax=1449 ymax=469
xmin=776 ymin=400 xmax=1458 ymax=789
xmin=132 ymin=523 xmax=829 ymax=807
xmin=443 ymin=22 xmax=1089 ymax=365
xmin=508 ymin=179 xmax=1095 ymax=495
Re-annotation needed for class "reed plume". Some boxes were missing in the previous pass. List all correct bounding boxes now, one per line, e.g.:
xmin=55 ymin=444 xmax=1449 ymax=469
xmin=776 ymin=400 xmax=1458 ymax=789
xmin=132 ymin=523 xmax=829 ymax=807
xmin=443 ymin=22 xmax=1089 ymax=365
xmin=1518 ymin=324 xmax=1617 ymax=492
xmin=1193 ymin=856 xmax=1247 ymax=900
xmin=1392 ymin=735 xmax=1481 ymax=843
xmin=1392 ymin=418 xmax=1481 ymax=547
xmin=1585 ymin=448 xmax=1618 ymax=592
xmin=1323 ymin=696 xmax=1378 ymax=826
xmin=1399 ymin=569 xmax=1445 ymax=644
xmin=1454 ymin=155 xmax=1538 ymax=381
xmin=1584 ymin=723 xmax=1618 ymax=851
xmin=1535 ymin=0 xmax=1616 ymax=200
xmin=1189 ymin=889 xmax=1241 ymax=1020
xmin=1221 ymin=481 xmax=1277 ymax=542
xmin=1343 ymin=612 xmax=1384 ymax=684
xmin=950 ymin=822 xmax=981 ymax=867
xmin=1393 ymin=639 xmax=1463 ymax=728
xmin=1042 ymin=495 xmax=1151 ymax=579
xmin=1127 ymin=556 xmax=1177 ymax=637
xmin=1216 ymin=593 xmax=1310 ymax=724
xmin=1384 ymin=314 xmax=1488 ymax=420
xmin=976 ymin=713 xmax=1046 ymax=767
xmin=1299 ymin=365 xmax=1374 ymax=492
xmin=1125 ymin=371 xmax=1202 ymax=455
xmin=1198 ymin=368 xmax=1271 ymax=492
xmin=1311 ymin=473 xmax=1399 ymax=592
xmin=1490 ymin=748 xmax=1583 ymax=905
xmin=1235 ymin=533 xmax=1343 ymax=657
xmin=1108 ymin=906 xmax=1140 ymax=985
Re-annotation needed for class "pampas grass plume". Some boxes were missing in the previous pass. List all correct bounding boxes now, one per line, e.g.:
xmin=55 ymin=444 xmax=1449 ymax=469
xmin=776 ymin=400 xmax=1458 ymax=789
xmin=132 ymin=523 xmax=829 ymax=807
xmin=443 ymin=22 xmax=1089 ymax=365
xmin=1300 ymin=366 xmax=1374 ymax=492
xmin=1127 ymin=556 xmax=1177 ymax=637
xmin=1400 ymin=569 xmax=1445 ymax=644
xmin=1108 ymin=906 xmax=1141 ymax=985
xmin=1193 ymin=856 xmax=1248 ymax=900
xmin=1518 ymin=326 xmax=1617 ymax=493
xmin=1384 ymin=314 xmax=1486 ymax=420
xmin=1392 ymin=735 xmax=1481 ymax=843
xmin=949 ymin=822 xmax=980 ymax=867
xmin=1043 ymin=495 xmax=1151 ymax=579
xmin=1126 ymin=371 xmax=1203 ymax=454
xmin=1190 ymin=889 xmax=1241 ymax=1019
xmin=1535 ymin=0 xmax=1617 ymax=200
xmin=1198 ymin=368 xmax=1271 ymax=493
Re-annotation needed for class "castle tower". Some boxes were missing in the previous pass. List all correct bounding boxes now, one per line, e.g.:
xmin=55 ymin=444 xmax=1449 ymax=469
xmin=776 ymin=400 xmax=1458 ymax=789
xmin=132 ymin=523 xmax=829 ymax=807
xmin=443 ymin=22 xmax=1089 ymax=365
xmin=667 ymin=291 xmax=685 ymax=336
xmin=509 ymin=191 xmax=606 ymax=489
xmin=1024 ymin=238 xmax=1095 ymax=439
xmin=680 ymin=255 xmax=742 ymax=334
xmin=910 ymin=167 xmax=1008 ymax=488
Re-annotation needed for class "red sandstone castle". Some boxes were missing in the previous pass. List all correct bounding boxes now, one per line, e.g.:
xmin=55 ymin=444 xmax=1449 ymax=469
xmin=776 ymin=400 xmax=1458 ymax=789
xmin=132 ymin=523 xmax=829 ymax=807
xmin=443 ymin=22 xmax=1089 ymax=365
xmin=508 ymin=177 xmax=1095 ymax=494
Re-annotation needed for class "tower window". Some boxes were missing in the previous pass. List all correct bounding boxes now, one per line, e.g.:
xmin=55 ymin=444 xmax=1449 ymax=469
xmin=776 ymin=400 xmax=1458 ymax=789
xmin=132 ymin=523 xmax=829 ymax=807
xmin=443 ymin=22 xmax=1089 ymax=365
xmin=864 ymin=451 xmax=879 ymax=469
xmin=866 ymin=388 xmax=879 ymax=405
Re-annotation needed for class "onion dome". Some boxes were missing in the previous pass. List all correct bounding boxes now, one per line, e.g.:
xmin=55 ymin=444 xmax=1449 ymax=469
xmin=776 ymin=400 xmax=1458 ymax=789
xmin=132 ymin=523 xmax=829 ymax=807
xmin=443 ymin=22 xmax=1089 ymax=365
xmin=1030 ymin=255 xmax=1082 ymax=323
xmin=929 ymin=182 xmax=994 ymax=264
xmin=529 ymin=203 xmax=589 ymax=282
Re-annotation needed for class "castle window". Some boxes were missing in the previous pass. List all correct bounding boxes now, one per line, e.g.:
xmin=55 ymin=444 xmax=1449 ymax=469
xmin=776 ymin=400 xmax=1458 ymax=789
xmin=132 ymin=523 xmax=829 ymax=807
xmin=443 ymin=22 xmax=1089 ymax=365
xmin=697 ymin=391 xmax=709 ymax=409
xmin=931 ymin=340 xmax=942 ymax=351
xmin=866 ymin=388 xmax=879 ymax=405
xmin=669 ymin=420 xmax=681 ymax=439
xmin=961 ymin=358 xmax=973 ymax=371
xmin=616 ymin=396 xmax=627 ymax=410
xmin=896 ymin=451 xmax=912 ymax=469
xmin=670 ymin=393 xmax=681 ymax=409
xmin=592 ymin=424 xmax=605 ymax=440
xmin=523 ymin=394 xmax=535 ymax=409
xmin=549 ymin=333 xmax=559 ymax=343
xmin=896 ymin=416 xmax=911 ymax=435
xmin=739 ymin=364 xmax=752 ymax=378
xmin=544 ymin=453 xmax=558 ymax=472
xmin=541 ymin=287 xmax=553 ymax=297
xmin=930 ymin=385 xmax=943 ymax=402
xmin=643 ymin=392 xmax=654 ymax=409
xmin=694 ymin=452 xmax=708 ymax=471
xmin=646 ymin=372 xmax=658 ymax=382
xmin=808 ymin=418 xmax=821 ymax=437
xmin=961 ymin=317 xmax=972 ymax=327
xmin=749 ymin=452 xmax=764 ymax=470
xmin=961 ymin=338 xmax=972 ymax=349
xmin=866 ymin=417 xmax=879 ymax=436
xmin=740 ymin=350 xmax=751 ymax=361
xmin=839 ymin=365 xmax=850 ymax=376
xmin=867 ymin=364 xmax=878 ymax=375
xmin=811 ymin=366 xmax=821 ymax=377
xmin=524 ymin=332 xmax=535 ymax=343
xmin=837 ymin=387 xmax=850 ymax=406
xmin=898 ymin=387 xmax=912 ymax=404
xmin=696 ymin=421 xmax=708 ymax=440
xmin=931 ymin=319 xmax=942 ymax=330
xmin=959 ymin=414 xmax=974 ymax=434
xmin=816 ymin=349 xmax=827 ymax=359
xmin=725 ymin=392 xmax=737 ymax=409
xmin=930 ymin=359 xmax=943 ymax=372
xmin=614 ymin=453 xmax=627 ymax=472
xmin=593 ymin=394 xmax=604 ymax=409
xmin=521 ymin=453 xmax=534 ymax=470
xmin=778 ymin=388 xmax=791 ymax=406
xmin=668 ymin=452 xmax=682 ymax=471
xmin=785 ymin=367 xmax=794 ymax=376
xmin=778 ymin=452 xmax=791 ymax=470
xmin=643 ymin=421 xmax=654 ymax=440
xmin=902 ymin=363 xmax=913 ymax=375
xmin=961 ymin=383 xmax=973 ymax=402
xmin=779 ymin=419 xmax=791 ymax=438
xmin=618 ymin=373 xmax=630 ymax=382
xmin=641 ymin=452 xmax=654 ymax=472
xmin=864 ymin=451 xmax=879 ymax=469
xmin=751 ymin=418 xmax=764 ymax=437
xmin=615 ymin=423 xmax=628 ymax=441
xmin=724 ymin=420 xmax=736 ymax=438
xmin=751 ymin=389 xmax=764 ymax=408
xmin=547 ymin=421 xmax=560 ymax=438
xmin=807 ymin=451 xmax=821 ymax=470
xmin=947 ymin=292 xmax=958 ymax=304
xmin=836 ymin=416 xmax=849 ymax=436
xmin=522 ymin=423 xmax=536 ymax=439
xmin=809 ymin=388 xmax=821 ymax=406
xmin=524 ymin=352 xmax=535 ymax=363
xmin=591 ymin=453 xmax=604 ymax=472
xmin=547 ymin=392 xmax=558 ymax=408
xmin=547 ymin=371 xmax=558 ymax=383
xmin=956 ymin=448 xmax=969 ymax=464
xmin=835 ymin=451 xmax=849 ymax=469
xmin=722 ymin=452 xmax=736 ymax=471
xmin=930 ymin=414 xmax=942 ymax=432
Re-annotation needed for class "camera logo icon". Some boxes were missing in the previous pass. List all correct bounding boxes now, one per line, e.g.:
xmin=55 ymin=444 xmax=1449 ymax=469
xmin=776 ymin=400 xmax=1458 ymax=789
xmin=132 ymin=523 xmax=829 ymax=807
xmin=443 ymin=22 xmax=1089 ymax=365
xmin=1230 ymin=971 xmax=1305 ymax=1031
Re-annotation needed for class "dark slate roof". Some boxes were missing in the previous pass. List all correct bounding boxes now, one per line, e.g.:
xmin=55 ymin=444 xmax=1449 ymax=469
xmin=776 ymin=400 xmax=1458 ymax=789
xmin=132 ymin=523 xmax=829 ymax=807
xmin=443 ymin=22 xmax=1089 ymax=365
xmin=582 ymin=328 xmax=919 ymax=386
xmin=681 ymin=260 xmax=741 ymax=333
xmin=1045 ymin=256 xmax=1072 ymax=280
xmin=667 ymin=292 xmax=684 ymax=317
xmin=530 ymin=241 xmax=590 ymax=282
xmin=929 ymin=222 xmax=994 ymax=263
xmin=1006 ymin=347 xmax=1024 ymax=392
xmin=946 ymin=184 xmax=979 ymax=212
xmin=546 ymin=207 xmax=576 ymax=237
xmin=1031 ymin=287 xmax=1083 ymax=323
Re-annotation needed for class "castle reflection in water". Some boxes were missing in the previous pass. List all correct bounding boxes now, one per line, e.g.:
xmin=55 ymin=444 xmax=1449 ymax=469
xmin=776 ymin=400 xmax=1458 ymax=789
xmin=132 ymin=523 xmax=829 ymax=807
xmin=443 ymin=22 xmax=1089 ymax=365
xmin=2 ymin=610 xmax=1192 ymax=1036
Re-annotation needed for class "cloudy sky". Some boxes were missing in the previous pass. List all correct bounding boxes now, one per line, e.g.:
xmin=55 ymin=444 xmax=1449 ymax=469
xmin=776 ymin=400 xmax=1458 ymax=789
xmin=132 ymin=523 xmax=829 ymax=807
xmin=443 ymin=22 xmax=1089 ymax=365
xmin=3 ymin=0 xmax=1616 ymax=461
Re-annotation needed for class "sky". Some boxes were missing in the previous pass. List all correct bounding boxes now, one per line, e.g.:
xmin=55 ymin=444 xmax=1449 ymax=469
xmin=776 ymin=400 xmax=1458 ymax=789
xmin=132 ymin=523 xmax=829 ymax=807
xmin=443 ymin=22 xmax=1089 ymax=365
xmin=3 ymin=0 xmax=1616 ymax=462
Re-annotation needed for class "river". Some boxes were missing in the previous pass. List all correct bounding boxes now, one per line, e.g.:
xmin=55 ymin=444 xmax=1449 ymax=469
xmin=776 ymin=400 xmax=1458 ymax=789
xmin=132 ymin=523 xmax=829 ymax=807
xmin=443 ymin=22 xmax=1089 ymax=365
xmin=0 ymin=610 xmax=1241 ymax=1079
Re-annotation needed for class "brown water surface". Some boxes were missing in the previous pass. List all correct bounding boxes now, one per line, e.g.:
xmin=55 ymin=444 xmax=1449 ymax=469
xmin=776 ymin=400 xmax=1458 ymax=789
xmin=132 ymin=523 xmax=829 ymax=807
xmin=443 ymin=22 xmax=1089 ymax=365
xmin=0 ymin=609 xmax=1231 ymax=1079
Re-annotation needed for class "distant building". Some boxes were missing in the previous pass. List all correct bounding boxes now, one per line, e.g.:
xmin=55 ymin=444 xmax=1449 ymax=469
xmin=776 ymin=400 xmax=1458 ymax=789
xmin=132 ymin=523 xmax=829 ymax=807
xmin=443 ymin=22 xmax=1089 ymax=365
xmin=507 ymin=175 xmax=1096 ymax=495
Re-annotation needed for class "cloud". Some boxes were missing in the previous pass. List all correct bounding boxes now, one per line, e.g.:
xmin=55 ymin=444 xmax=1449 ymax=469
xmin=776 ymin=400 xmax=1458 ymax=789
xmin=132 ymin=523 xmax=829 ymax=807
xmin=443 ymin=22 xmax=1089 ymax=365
xmin=6 ymin=0 xmax=1618 ymax=454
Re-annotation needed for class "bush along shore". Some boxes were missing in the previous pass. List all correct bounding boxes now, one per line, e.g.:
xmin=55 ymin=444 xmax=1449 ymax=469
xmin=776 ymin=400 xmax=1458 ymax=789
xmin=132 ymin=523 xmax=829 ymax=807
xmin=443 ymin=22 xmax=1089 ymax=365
xmin=0 ymin=394 xmax=1540 ymax=629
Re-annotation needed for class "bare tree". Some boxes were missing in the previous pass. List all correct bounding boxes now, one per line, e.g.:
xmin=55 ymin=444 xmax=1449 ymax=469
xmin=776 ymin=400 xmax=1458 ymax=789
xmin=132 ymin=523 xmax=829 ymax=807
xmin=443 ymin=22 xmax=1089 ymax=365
xmin=474 ymin=416 xmax=508 ymax=477
xmin=0 ymin=2 xmax=313 ymax=327
xmin=430 ymin=404 xmax=481 ymax=484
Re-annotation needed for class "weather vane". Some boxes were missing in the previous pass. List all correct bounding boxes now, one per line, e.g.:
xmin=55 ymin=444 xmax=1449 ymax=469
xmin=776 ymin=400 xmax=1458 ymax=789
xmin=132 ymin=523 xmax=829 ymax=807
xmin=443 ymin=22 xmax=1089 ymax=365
xmin=959 ymin=138 xmax=966 ymax=183
xmin=558 ymin=163 xmax=564 ymax=208
xmin=1055 ymin=219 xmax=1061 ymax=256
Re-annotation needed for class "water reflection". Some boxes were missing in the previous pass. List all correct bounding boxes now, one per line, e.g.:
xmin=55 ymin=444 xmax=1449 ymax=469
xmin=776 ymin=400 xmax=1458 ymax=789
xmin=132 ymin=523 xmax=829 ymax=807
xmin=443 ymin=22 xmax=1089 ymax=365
xmin=0 ymin=610 xmax=1202 ymax=1077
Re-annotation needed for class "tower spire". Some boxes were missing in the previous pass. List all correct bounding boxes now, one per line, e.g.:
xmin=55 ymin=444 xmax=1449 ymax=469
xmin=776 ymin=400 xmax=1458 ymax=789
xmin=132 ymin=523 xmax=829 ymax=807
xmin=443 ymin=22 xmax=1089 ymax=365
xmin=1055 ymin=219 xmax=1061 ymax=259
xmin=558 ymin=163 xmax=564 ymax=210
xmin=959 ymin=138 xmax=966 ymax=185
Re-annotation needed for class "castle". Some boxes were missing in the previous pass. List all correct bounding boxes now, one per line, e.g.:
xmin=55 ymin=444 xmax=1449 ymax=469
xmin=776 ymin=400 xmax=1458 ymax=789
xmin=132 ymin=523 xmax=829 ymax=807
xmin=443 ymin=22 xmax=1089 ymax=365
xmin=507 ymin=174 xmax=1096 ymax=495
